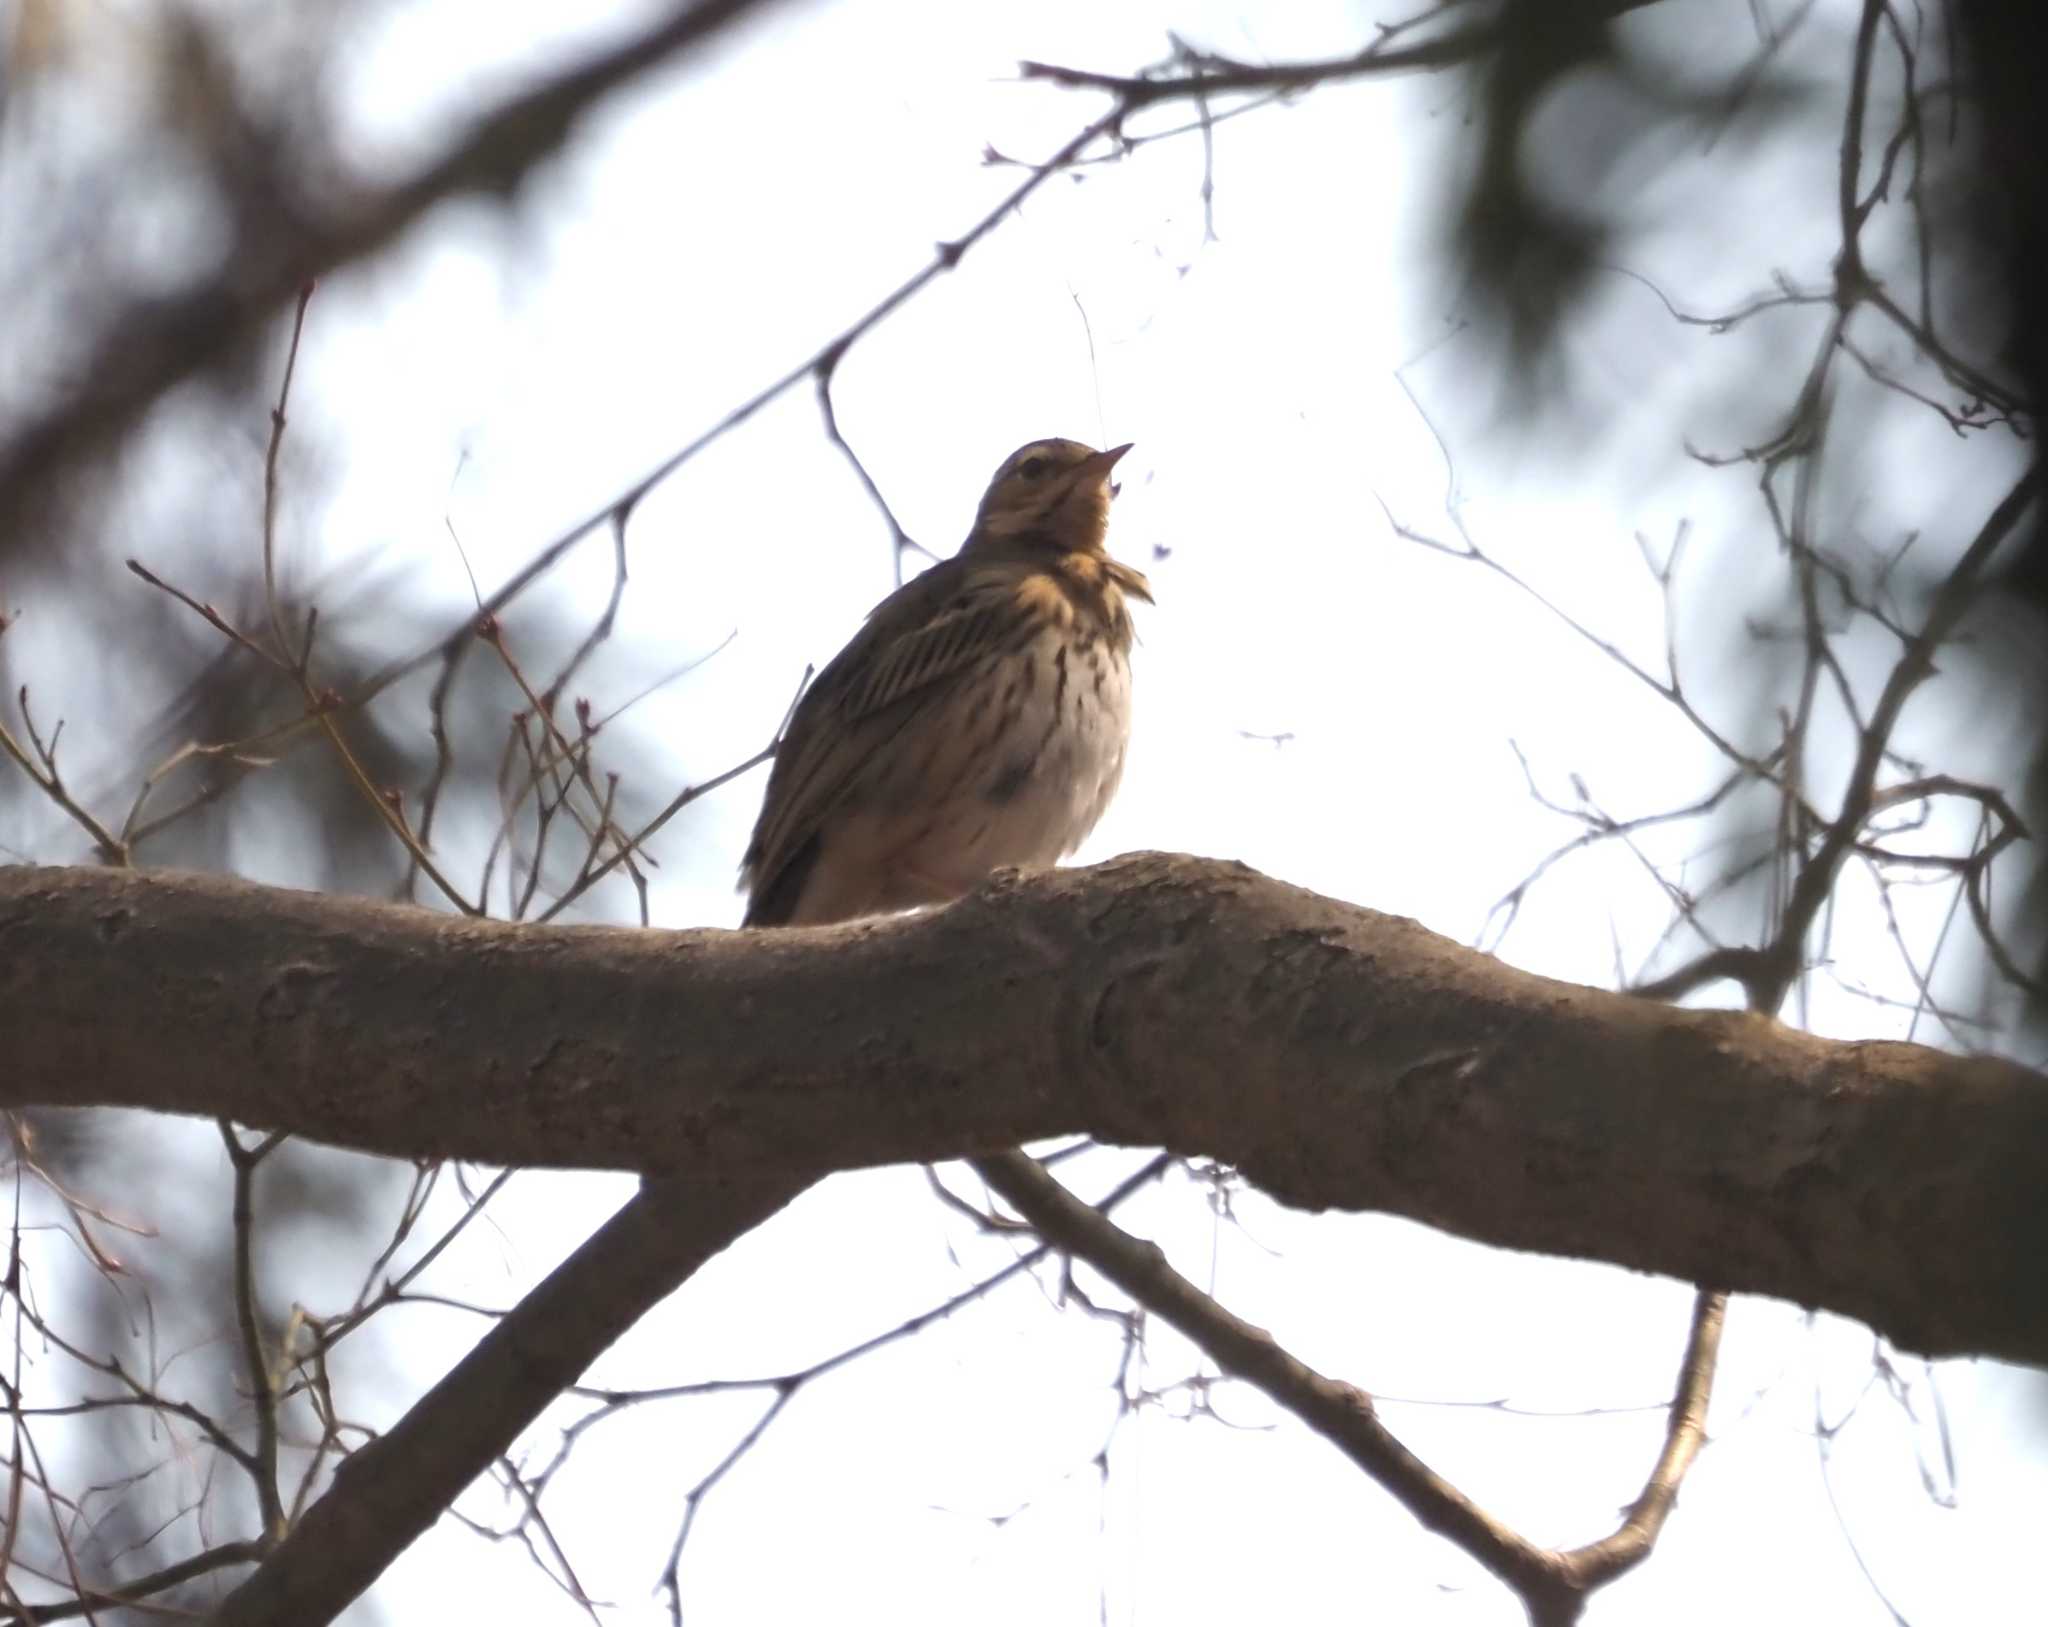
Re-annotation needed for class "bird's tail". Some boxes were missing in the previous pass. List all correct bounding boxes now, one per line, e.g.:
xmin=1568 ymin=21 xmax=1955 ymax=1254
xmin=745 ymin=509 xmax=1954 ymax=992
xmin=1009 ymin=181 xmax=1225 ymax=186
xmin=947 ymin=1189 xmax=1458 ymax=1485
xmin=740 ymin=833 xmax=821 ymax=928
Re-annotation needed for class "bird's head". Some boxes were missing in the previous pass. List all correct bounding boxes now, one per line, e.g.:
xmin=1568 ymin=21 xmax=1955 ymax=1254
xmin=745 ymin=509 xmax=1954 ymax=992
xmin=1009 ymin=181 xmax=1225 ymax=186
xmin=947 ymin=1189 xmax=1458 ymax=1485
xmin=967 ymin=438 xmax=1132 ymax=553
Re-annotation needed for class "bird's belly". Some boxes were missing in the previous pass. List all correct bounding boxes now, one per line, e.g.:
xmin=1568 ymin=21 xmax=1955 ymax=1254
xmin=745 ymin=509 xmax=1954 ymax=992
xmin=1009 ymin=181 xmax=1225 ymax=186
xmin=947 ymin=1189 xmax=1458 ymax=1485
xmin=886 ymin=634 xmax=1133 ymax=897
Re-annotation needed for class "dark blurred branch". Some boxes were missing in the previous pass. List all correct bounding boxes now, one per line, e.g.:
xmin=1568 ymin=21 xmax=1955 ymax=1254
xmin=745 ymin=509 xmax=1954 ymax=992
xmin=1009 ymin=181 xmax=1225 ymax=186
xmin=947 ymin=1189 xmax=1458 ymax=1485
xmin=3 ymin=856 xmax=2044 ymax=1364
xmin=0 ymin=0 xmax=790 ymax=543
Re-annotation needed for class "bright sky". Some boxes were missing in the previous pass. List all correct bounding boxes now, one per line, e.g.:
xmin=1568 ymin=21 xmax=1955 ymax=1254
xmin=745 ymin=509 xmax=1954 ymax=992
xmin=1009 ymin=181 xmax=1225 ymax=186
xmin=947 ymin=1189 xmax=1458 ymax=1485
xmin=8 ymin=0 xmax=2043 ymax=1622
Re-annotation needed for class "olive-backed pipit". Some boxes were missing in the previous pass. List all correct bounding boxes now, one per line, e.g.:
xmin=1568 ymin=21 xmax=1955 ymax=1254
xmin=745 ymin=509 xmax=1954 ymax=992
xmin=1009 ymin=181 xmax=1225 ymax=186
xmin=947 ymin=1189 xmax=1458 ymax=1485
xmin=741 ymin=437 xmax=1150 ymax=927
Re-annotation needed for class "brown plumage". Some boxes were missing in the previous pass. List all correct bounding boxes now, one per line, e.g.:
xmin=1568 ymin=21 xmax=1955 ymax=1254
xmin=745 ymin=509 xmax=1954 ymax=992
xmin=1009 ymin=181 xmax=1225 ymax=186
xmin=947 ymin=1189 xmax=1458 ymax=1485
xmin=741 ymin=437 xmax=1150 ymax=927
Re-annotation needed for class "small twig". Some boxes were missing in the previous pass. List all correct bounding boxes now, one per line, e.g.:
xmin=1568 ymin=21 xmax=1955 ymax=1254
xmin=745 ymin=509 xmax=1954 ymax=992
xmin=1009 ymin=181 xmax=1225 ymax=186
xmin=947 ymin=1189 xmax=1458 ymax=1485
xmin=972 ymin=1151 xmax=1589 ymax=1623
xmin=815 ymin=358 xmax=925 ymax=582
xmin=567 ymin=1154 xmax=1176 ymax=1618
xmin=219 ymin=1123 xmax=286 ymax=1544
xmin=242 ymin=284 xmax=480 ymax=913
xmin=0 ymin=691 xmax=126 ymax=864
xmin=1018 ymin=2 xmax=1666 ymax=109
xmin=0 ymin=1538 xmax=266 ymax=1625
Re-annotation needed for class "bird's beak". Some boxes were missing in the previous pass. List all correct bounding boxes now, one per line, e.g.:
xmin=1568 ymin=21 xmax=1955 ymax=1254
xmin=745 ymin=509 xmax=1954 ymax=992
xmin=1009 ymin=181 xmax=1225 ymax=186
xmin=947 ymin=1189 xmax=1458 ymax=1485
xmin=1083 ymin=442 xmax=1134 ymax=497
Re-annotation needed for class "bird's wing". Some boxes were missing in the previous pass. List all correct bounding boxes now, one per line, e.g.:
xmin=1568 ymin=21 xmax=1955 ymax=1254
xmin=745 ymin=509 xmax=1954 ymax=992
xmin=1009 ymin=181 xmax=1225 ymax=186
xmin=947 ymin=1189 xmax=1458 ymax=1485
xmin=741 ymin=559 xmax=1043 ymax=899
xmin=839 ymin=579 xmax=1034 ymax=722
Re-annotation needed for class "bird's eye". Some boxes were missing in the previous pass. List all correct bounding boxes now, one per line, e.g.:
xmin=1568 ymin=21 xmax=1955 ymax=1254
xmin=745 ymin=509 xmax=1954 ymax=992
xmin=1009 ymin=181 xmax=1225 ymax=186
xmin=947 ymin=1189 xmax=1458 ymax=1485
xmin=1017 ymin=456 xmax=1050 ymax=480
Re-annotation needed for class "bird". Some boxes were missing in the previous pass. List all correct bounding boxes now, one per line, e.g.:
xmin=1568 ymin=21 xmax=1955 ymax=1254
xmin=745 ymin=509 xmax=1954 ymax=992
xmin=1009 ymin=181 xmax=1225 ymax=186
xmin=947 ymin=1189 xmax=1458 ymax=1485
xmin=740 ymin=437 xmax=1151 ymax=927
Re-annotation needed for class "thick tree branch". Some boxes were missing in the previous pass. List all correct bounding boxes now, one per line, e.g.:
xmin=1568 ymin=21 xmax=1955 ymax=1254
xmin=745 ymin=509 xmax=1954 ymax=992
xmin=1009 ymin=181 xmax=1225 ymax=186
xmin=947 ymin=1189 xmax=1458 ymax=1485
xmin=1 ymin=856 xmax=2043 ymax=1363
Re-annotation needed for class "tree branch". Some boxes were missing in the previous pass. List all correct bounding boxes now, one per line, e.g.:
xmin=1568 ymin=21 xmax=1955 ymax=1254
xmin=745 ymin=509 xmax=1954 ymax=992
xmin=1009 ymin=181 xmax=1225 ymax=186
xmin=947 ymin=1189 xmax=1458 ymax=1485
xmin=974 ymin=1152 xmax=1728 ymax=1625
xmin=205 ymin=1168 xmax=809 ymax=1627
xmin=1019 ymin=0 xmax=1671 ymax=110
xmin=1 ymin=856 xmax=2043 ymax=1363
xmin=973 ymin=1150 xmax=1564 ymax=1605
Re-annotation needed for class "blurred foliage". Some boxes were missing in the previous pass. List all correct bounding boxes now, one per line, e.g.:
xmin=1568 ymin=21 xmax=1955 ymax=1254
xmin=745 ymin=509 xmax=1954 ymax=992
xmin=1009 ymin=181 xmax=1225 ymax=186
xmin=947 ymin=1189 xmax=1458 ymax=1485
xmin=1956 ymin=0 xmax=2048 ymax=1024
xmin=1445 ymin=0 xmax=1819 ymax=387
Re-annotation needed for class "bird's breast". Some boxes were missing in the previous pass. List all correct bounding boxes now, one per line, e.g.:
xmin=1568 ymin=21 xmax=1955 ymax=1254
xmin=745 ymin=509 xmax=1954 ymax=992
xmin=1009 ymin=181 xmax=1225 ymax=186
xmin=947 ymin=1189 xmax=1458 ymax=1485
xmin=982 ymin=623 xmax=1133 ymax=820
xmin=874 ymin=619 xmax=1134 ymax=895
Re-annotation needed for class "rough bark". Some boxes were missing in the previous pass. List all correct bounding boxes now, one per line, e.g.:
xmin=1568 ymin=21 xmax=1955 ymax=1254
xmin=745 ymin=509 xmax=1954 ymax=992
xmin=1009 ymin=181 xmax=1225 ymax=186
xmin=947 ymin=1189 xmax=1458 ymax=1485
xmin=1 ymin=855 xmax=2042 ymax=1364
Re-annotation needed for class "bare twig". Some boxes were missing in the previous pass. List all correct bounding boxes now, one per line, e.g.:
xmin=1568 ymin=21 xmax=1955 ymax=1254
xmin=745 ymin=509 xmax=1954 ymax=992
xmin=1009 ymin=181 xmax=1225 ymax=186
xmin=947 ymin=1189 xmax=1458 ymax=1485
xmin=206 ymin=1170 xmax=813 ymax=1627
xmin=220 ymin=1122 xmax=287 ymax=1543
xmin=973 ymin=1151 xmax=1722 ymax=1626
